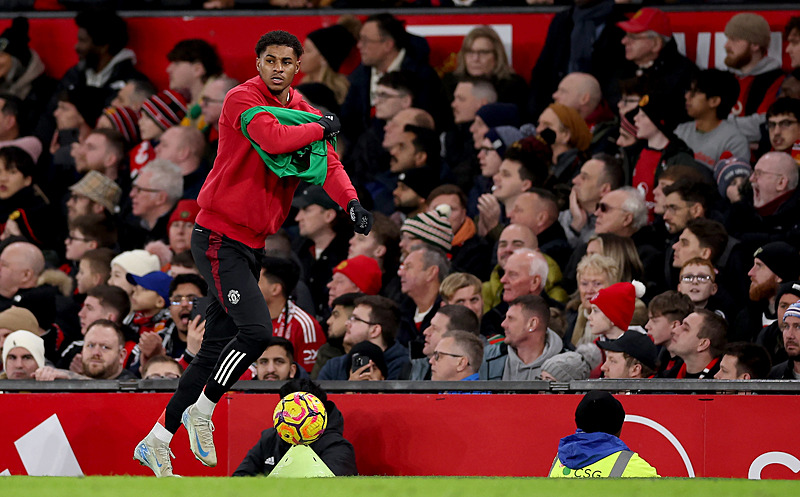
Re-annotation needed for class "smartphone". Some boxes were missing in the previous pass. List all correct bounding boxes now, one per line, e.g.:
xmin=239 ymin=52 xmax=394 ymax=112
xmin=351 ymin=353 xmax=370 ymax=372
xmin=189 ymin=296 xmax=210 ymax=322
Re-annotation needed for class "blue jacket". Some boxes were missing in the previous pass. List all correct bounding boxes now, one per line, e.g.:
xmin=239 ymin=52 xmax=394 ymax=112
xmin=317 ymin=341 xmax=409 ymax=380
xmin=557 ymin=430 xmax=629 ymax=469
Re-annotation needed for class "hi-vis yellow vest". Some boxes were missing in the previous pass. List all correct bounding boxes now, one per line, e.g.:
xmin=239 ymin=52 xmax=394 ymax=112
xmin=549 ymin=450 xmax=660 ymax=478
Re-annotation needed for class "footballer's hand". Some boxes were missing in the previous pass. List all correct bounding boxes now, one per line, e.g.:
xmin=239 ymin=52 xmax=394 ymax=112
xmin=348 ymin=199 xmax=373 ymax=235
xmin=317 ymin=113 xmax=341 ymax=139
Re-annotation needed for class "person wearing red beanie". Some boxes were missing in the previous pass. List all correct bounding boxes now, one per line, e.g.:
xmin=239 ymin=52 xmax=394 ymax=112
xmin=588 ymin=281 xmax=646 ymax=340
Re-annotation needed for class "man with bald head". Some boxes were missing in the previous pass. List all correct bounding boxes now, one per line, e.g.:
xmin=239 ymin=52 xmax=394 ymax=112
xmin=551 ymin=72 xmax=617 ymax=154
xmin=727 ymin=151 xmax=800 ymax=247
xmin=155 ymin=125 xmax=209 ymax=200
xmin=0 ymin=242 xmax=60 ymax=360
xmin=552 ymin=73 xmax=602 ymax=120
xmin=0 ymin=242 xmax=45 ymax=301
xmin=507 ymin=189 xmax=569 ymax=267
xmin=383 ymin=108 xmax=435 ymax=150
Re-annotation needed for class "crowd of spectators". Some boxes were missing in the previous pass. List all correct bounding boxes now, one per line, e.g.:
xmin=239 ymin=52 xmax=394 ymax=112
xmin=1 ymin=5 xmax=800 ymax=390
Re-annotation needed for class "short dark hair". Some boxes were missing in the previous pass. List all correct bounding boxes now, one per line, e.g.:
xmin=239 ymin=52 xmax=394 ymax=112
xmin=684 ymin=218 xmax=728 ymax=265
xmin=365 ymin=13 xmax=408 ymax=51
xmin=261 ymin=256 xmax=300 ymax=297
xmin=354 ymin=295 xmax=400 ymax=345
xmin=662 ymin=178 xmax=717 ymax=213
xmin=504 ymin=139 xmax=550 ymax=188
xmin=368 ymin=212 xmax=400 ymax=273
xmin=767 ymin=97 xmax=800 ymax=122
xmin=648 ymin=290 xmax=694 ymax=321
xmin=169 ymin=273 xmax=207 ymax=298
xmin=255 ymin=30 xmax=303 ymax=59
xmin=427 ymin=184 xmax=467 ymax=209
xmin=167 ymin=39 xmax=223 ymax=82
xmin=694 ymin=309 xmax=727 ymax=357
xmin=785 ymin=16 xmax=800 ymax=37
xmin=404 ymin=124 xmax=440 ymax=167
xmin=69 ymin=214 xmax=117 ymax=249
xmin=0 ymin=146 xmax=35 ymax=178
xmin=435 ymin=304 xmax=480 ymax=335
xmin=723 ymin=342 xmax=771 ymax=379
xmin=142 ymin=354 xmax=183 ymax=377
xmin=592 ymin=153 xmax=624 ymax=190
xmin=0 ymin=93 xmax=22 ymax=117
xmin=171 ymin=250 xmax=197 ymax=271
xmin=659 ymin=164 xmax=708 ymax=185
xmin=86 ymin=284 xmax=130 ymax=322
xmin=79 ymin=248 xmax=115 ymax=284
xmin=75 ymin=10 xmax=128 ymax=55
xmin=377 ymin=71 xmax=415 ymax=98
xmin=331 ymin=292 xmax=362 ymax=308
xmin=279 ymin=378 xmax=327 ymax=404
xmin=510 ymin=294 xmax=550 ymax=329
xmin=266 ymin=336 xmax=296 ymax=363
xmin=690 ymin=69 xmax=740 ymax=119
xmin=85 ymin=318 xmax=124 ymax=348
xmin=89 ymin=128 xmax=126 ymax=160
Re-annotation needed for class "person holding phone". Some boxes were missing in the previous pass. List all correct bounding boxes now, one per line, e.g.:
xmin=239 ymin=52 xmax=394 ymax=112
xmin=347 ymin=341 xmax=388 ymax=381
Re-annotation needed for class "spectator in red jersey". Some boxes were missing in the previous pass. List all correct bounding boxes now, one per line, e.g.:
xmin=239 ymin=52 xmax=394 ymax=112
xmin=258 ymin=255 xmax=324 ymax=374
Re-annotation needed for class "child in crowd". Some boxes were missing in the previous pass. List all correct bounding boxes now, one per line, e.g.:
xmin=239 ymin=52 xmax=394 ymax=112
xmin=677 ymin=257 xmax=722 ymax=318
xmin=124 ymin=271 xmax=173 ymax=373
xmin=75 ymin=248 xmax=115 ymax=295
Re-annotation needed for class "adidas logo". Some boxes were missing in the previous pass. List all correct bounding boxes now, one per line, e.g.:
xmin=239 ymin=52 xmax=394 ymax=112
xmin=325 ymin=116 xmax=334 ymax=121
xmin=265 ymin=456 xmax=275 ymax=465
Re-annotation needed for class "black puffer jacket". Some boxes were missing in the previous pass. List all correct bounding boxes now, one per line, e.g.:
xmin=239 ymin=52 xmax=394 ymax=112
xmin=233 ymin=400 xmax=358 ymax=477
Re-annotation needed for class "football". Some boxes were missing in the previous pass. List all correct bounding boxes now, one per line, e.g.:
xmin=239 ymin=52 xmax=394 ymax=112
xmin=272 ymin=391 xmax=328 ymax=445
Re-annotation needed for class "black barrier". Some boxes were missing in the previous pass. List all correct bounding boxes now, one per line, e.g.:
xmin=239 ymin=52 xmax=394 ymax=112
xmin=2 ymin=378 xmax=799 ymax=393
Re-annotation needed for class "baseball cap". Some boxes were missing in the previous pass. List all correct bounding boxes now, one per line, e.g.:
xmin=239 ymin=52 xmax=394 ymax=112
xmin=126 ymin=271 xmax=173 ymax=301
xmin=617 ymin=8 xmax=672 ymax=38
xmin=292 ymin=185 xmax=340 ymax=211
xmin=597 ymin=330 xmax=658 ymax=370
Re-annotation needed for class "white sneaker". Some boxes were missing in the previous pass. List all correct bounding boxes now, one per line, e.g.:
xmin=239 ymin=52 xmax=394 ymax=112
xmin=134 ymin=434 xmax=176 ymax=477
xmin=182 ymin=404 xmax=217 ymax=467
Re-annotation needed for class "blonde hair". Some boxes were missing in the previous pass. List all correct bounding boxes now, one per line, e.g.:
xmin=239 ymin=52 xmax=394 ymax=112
xmin=587 ymin=233 xmax=644 ymax=283
xmin=577 ymin=253 xmax=620 ymax=284
xmin=440 ymin=272 xmax=482 ymax=301
xmin=454 ymin=26 xmax=514 ymax=80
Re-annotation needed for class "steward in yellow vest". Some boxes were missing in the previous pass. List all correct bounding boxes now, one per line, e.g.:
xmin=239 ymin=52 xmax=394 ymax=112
xmin=548 ymin=391 xmax=659 ymax=478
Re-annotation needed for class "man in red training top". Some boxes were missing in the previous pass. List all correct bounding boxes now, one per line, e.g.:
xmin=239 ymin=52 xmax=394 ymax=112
xmin=134 ymin=30 xmax=372 ymax=477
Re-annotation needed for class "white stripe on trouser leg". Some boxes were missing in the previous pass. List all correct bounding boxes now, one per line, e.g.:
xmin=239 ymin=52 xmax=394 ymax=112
xmin=220 ymin=352 xmax=246 ymax=386
xmin=215 ymin=350 xmax=243 ymax=384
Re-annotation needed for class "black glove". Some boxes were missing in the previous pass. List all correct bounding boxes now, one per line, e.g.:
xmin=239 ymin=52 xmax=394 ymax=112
xmin=317 ymin=113 xmax=341 ymax=139
xmin=348 ymin=199 xmax=373 ymax=235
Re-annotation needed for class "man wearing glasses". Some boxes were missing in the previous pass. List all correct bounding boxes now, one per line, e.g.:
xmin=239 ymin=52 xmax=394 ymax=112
xmin=127 ymin=158 xmax=184 ymax=247
xmin=317 ymin=295 xmax=409 ymax=381
xmin=726 ymin=152 xmax=800 ymax=254
xmin=765 ymin=98 xmax=800 ymax=162
xmin=430 ymin=330 xmax=483 ymax=381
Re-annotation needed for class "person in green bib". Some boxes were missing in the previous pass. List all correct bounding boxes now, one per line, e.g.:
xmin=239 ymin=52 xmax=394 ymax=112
xmin=133 ymin=30 xmax=372 ymax=478
xmin=549 ymin=391 xmax=659 ymax=478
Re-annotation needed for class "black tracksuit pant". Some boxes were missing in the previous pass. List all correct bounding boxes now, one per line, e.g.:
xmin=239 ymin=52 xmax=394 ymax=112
xmin=164 ymin=224 xmax=273 ymax=433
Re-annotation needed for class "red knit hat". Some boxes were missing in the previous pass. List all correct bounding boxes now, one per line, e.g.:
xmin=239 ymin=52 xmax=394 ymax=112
xmin=103 ymin=106 xmax=141 ymax=144
xmin=141 ymin=89 xmax=189 ymax=131
xmin=332 ymin=255 xmax=382 ymax=295
xmin=589 ymin=281 xmax=646 ymax=331
xmin=168 ymin=199 xmax=200 ymax=230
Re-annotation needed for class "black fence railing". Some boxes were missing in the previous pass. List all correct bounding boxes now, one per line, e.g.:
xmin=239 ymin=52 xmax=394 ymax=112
xmin=2 ymin=378 xmax=799 ymax=393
